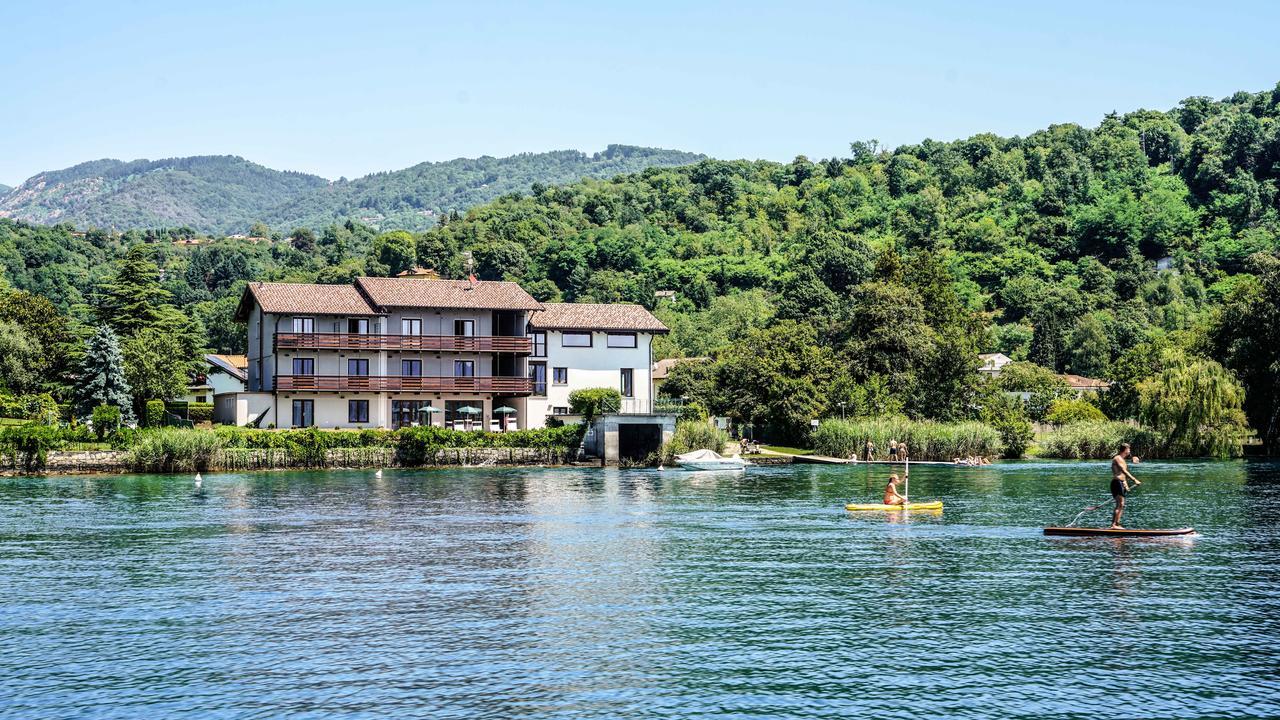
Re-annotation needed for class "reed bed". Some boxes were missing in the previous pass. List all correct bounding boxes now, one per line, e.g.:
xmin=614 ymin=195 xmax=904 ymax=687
xmin=1038 ymin=421 xmax=1163 ymax=459
xmin=812 ymin=417 xmax=1002 ymax=461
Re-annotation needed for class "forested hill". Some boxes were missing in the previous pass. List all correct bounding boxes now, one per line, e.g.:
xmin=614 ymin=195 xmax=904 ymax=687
xmin=0 ymin=184 xmax=10 ymax=196
xmin=261 ymin=146 xmax=707 ymax=231
xmin=0 ymin=156 xmax=328 ymax=233
xmin=0 ymin=146 xmax=704 ymax=234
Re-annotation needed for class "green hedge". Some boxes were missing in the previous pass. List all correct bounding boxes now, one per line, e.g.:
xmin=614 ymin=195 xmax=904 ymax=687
xmin=145 ymin=400 xmax=165 ymax=428
xmin=812 ymin=417 xmax=1003 ymax=460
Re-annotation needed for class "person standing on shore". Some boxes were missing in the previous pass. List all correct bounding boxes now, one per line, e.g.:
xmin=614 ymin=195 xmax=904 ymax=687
xmin=1110 ymin=443 xmax=1141 ymax=529
xmin=888 ymin=439 xmax=898 ymax=461
xmin=865 ymin=439 xmax=875 ymax=462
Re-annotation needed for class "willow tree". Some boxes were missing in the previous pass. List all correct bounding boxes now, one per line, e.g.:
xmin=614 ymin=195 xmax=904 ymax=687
xmin=1138 ymin=353 xmax=1249 ymax=457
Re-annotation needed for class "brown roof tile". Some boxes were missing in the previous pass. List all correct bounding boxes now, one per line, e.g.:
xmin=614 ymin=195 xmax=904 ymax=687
xmin=652 ymin=357 xmax=709 ymax=379
xmin=530 ymin=303 xmax=669 ymax=333
xmin=357 ymin=277 xmax=541 ymax=311
xmin=1061 ymin=374 xmax=1111 ymax=389
xmin=238 ymin=282 xmax=380 ymax=319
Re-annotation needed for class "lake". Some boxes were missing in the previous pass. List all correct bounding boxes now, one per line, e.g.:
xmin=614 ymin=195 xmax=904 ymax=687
xmin=2 ymin=461 xmax=1278 ymax=719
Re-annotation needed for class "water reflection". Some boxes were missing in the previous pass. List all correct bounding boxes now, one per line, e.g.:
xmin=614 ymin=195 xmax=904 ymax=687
xmin=0 ymin=461 xmax=1277 ymax=719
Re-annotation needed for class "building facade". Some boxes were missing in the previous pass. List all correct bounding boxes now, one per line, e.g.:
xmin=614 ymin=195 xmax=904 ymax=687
xmin=227 ymin=279 xmax=668 ymax=432
xmin=524 ymin=303 xmax=668 ymax=427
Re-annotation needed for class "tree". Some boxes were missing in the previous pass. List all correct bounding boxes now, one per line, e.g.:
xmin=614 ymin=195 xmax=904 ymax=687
xmin=1045 ymin=397 xmax=1107 ymax=425
xmin=370 ymin=230 xmax=418 ymax=277
xmin=93 ymin=245 xmax=173 ymax=336
xmin=1210 ymin=252 xmax=1280 ymax=450
xmin=0 ymin=289 xmax=70 ymax=393
xmin=122 ymin=328 xmax=194 ymax=410
xmin=289 ymin=228 xmax=317 ymax=253
xmin=75 ymin=326 xmax=135 ymax=424
xmin=1067 ymin=313 xmax=1111 ymax=377
xmin=0 ymin=321 xmax=43 ymax=395
xmin=715 ymin=321 xmax=846 ymax=442
xmin=1138 ymin=355 xmax=1249 ymax=457
xmin=998 ymin=361 xmax=1072 ymax=421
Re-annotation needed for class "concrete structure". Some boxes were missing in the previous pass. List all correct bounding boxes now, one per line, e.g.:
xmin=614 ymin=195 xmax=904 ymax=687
xmin=525 ymin=302 xmax=668 ymax=427
xmin=233 ymin=277 xmax=540 ymax=430
xmin=224 ymin=279 xmax=673 ymax=447
xmin=978 ymin=352 xmax=1014 ymax=378
xmin=183 ymin=354 xmax=248 ymax=404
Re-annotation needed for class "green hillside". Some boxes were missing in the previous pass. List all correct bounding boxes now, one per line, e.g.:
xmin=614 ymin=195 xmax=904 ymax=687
xmin=0 ymin=156 xmax=327 ymax=233
xmin=0 ymin=146 xmax=704 ymax=234
xmin=0 ymin=184 xmax=11 ymax=196
xmin=262 ymin=145 xmax=706 ymax=231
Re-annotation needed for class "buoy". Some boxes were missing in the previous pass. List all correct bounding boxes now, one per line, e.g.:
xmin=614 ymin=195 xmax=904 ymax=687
xmin=194 ymin=472 xmax=203 ymax=488
xmin=374 ymin=469 xmax=383 ymax=478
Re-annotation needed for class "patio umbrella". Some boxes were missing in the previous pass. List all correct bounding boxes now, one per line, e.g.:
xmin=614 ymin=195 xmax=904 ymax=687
xmin=456 ymin=406 xmax=482 ymax=430
xmin=493 ymin=406 xmax=516 ymax=430
xmin=417 ymin=405 xmax=441 ymax=426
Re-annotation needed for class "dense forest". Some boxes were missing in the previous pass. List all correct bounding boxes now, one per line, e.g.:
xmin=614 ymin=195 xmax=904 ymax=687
xmin=0 ymin=146 xmax=704 ymax=234
xmin=2 ymin=84 xmax=1278 ymax=454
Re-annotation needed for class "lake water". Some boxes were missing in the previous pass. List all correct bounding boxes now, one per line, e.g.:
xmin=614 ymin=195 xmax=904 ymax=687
xmin=2 ymin=461 xmax=1278 ymax=719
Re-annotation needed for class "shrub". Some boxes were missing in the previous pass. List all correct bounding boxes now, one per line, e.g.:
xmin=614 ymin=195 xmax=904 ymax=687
xmin=811 ymin=417 xmax=1003 ymax=460
xmin=568 ymin=387 xmax=621 ymax=419
xmin=23 ymin=393 xmax=60 ymax=426
xmin=145 ymin=400 xmax=165 ymax=428
xmin=661 ymin=420 xmax=728 ymax=463
xmin=126 ymin=428 xmax=225 ymax=472
xmin=1039 ymin=421 xmax=1163 ymax=459
xmin=92 ymin=404 xmax=123 ymax=440
xmin=1044 ymin=398 xmax=1107 ymax=425
xmin=188 ymin=402 xmax=214 ymax=424
xmin=395 ymin=424 xmax=585 ymax=466
xmin=0 ymin=424 xmax=60 ymax=472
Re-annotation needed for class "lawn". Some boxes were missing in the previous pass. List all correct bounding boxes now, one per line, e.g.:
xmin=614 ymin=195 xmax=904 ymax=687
xmin=760 ymin=444 xmax=814 ymax=456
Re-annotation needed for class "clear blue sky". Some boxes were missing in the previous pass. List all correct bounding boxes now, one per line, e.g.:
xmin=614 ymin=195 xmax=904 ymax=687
xmin=3 ymin=0 xmax=1278 ymax=185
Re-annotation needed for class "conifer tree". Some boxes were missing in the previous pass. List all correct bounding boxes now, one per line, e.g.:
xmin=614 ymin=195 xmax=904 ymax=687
xmin=75 ymin=326 xmax=135 ymax=424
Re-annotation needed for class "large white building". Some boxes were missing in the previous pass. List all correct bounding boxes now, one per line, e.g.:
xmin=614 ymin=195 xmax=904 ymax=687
xmin=221 ymin=277 xmax=668 ymax=432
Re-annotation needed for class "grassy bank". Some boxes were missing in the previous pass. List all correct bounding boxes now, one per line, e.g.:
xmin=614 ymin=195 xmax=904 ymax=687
xmin=1036 ymin=421 xmax=1163 ymax=459
xmin=811 ymin=417 xmax=1002 ymax=461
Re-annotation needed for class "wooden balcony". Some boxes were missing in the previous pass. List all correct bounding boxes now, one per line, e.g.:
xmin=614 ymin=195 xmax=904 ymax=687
xmin=274 ymin=375 xmax=534 ymax=394
xmin=275 ymin=332 xmax=532 ymax=353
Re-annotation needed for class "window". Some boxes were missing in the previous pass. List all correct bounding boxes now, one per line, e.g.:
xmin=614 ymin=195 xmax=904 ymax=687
xmin=562 ymin=332 xmax=592 ymax=347
xmin=292 ymin=358 xmax=315 ymax=375
xmin=392 ymin=400 xmax=432 ymax=429
xmin=291 ymin=399 xmax=314 ymax=428
xmin=531 ymin=332 xmax=547 ymax=357
xmin=347 ymin=359 xmax=369 ymax=376
xmin=529 ymin=362 xmax=547 ymax=396
xmin=607 ymin=333 xmax=637 ymax=348
xmin=454 ymin=360 xmax=475 ymax=377
xmin=553 ymin=406 xmax=569 ymax=416
xmin=553 ymin=367 xmax=568 ymax=385
xmin=454 ymin=319 xmax=475 ymax=337
xmin=401 ymin=359 xmax=422 ymax=377
xmin=348 ymin=318 xmax=369 ymax=334
xmin=292 ymin=317 xmax=314 ymax=333
xmin=348 ymin=399 xmax=369 ymax=424
xmin=401 ymin=318 xmax=422 ymax=335
xmin=621 ymin=368 xmax=634 ymax=398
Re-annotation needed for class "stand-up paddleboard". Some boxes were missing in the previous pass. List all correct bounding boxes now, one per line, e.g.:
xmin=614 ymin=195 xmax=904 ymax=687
xmin=846 ymin=501 xmax=943 ymax=512
xmin=1043 ymin=526 xmax=1195 ymax=537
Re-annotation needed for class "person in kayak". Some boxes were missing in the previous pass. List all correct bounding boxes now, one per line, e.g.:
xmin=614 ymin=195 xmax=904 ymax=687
xmin=883 ymin=473 xmax=908 ymax=506
xmin=1110 ymin=443 xmax=1142 ymax=529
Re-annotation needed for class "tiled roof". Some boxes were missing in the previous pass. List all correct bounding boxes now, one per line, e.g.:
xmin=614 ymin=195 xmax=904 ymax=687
xmin=652 ymin=357 xmax=709 ymax=380
xmin=356 ymin=277 xmax=542 ymax=311
xmin=205 ymin=354 xmax=248 ymax=381
xmin=1061 ymin=374 xmax=1111 ymax=389
xmin=530 ymin=303 xmax=669 ymax=333
xmin=238 ymin=282 xmax=379 ymax=319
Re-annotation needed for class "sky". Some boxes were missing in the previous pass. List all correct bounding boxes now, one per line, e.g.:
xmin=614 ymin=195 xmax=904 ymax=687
xmin=2 ymin=0 xmax=1279 ymax=186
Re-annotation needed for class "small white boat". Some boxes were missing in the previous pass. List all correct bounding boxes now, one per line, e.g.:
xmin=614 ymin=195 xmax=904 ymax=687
xmin=675 ymin=449 xmax=748 ymax=471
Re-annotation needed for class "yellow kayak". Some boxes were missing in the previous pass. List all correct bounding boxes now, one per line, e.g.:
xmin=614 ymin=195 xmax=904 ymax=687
xmin=845 ymin=501 xmax=943 ymax=512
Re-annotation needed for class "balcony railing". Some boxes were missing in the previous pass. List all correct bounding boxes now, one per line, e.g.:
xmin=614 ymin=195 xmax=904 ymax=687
xmin=275 ymin=333 xmax=532 ymax=353
xmin=600 ymin=397 xmax=685 ymax=415
xmin=275 ymin=375 xmax=534 ymax=394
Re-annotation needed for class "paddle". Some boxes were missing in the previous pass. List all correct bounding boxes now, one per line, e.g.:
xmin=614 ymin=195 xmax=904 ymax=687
xmin=1062 ymin=457 xmax=1143 ymax=527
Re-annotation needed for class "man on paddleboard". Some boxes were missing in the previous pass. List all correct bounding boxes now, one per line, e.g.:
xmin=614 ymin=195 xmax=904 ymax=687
xmin=883 ymin=473 xmax=907 ymax=506
xmin=1110 ymin=444 xmax=1141 ymax=529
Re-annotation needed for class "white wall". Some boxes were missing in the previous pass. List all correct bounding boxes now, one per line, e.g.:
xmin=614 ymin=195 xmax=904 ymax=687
xmin=525 ymin=330 xmax=654 ymax=429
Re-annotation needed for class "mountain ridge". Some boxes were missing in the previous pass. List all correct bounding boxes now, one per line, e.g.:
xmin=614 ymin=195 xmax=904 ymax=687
xmin=0 ymin=146 xmax=705 ymax=234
